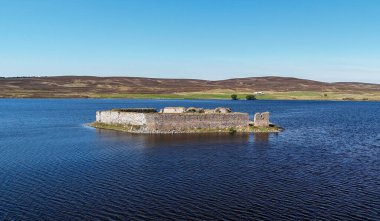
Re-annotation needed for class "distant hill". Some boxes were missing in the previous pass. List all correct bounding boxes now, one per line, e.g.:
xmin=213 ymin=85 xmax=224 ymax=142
xmin=1 ymin=76 xmax=380 ymax=99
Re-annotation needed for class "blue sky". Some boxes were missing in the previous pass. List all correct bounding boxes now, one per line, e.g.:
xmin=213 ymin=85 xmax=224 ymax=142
xmin=0 ymin=0 xmax=379 ymax=83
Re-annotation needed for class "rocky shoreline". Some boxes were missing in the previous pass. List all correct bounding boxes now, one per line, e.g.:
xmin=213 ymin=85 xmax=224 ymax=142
xmin=90 ymin=122 xmax=283 ymax=134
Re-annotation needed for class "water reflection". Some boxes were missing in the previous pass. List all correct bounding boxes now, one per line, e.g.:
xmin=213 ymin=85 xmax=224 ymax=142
xmin=2 ymin=99 xmax=380 ymax=220
xmin=253 ymin=133 xmax=271 ymax=146
xmin=95 ymin=129 xmax=279 ymax=149
xmin=95 ymin=129 xmax=252 ymax=148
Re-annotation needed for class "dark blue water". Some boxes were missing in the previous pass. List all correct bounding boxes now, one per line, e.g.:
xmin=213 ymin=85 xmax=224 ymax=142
xmin=0 ymin=99 xmax=379 ymax=220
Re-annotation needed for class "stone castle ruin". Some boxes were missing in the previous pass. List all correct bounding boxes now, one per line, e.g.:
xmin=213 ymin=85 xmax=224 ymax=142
xmin=94 ymin=107 xmax=278 ymax=134
xmin=253 ymin=112 xmax=270 ymax=127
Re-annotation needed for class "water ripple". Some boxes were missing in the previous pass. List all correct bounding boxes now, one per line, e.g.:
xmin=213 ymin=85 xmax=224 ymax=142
xmin=0 ymin=99 xmax=379 ymax=220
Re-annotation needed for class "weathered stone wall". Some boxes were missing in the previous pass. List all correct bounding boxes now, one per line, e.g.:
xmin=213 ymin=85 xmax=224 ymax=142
xmin=96 ymin=111 xmax=147 ymax=125
xmin=253 ymin=112 xmax=270 ymax=127
xmin=96 ymin=110 xmax=249 ymax=133
xmin=144 ymin=113 xmax=249 ymax=132
xmin=161 ymin=107 xmax=186 ymax=113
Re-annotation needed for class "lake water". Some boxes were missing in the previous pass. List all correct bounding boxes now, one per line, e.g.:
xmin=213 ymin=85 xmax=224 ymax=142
xmin=0 ymin=99 xmax=379 ymax=220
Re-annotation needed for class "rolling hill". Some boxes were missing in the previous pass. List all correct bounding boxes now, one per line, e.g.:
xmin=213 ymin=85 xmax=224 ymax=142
xmin=1 ymin=76 xmax=380 ymax=100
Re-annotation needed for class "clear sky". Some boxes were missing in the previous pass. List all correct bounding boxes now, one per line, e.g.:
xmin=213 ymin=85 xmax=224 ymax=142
xmin=1 ymin=0 xmax=379 ymax=83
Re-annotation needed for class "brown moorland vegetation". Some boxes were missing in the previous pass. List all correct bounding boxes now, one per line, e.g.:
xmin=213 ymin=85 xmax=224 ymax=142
xmin=1 ymin=76 xmax=380 ymax=100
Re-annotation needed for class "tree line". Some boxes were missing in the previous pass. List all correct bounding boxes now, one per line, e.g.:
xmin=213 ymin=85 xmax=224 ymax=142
xmin=231 ymin=94 xmax=256 ymax=100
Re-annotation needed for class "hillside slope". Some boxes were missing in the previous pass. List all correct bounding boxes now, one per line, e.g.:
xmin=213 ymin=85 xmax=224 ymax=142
xmin=1 ymin=76 xmax=379 ymax=99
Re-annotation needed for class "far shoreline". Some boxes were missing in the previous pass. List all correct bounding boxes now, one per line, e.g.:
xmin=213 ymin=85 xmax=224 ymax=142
xmin=1 ymin=76 xmax=380 ymax=101
xmin=0 ymin=95 xmax=379 ymax=102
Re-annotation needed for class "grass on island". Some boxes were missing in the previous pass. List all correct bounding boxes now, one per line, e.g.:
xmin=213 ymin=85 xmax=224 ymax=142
xmin=90 ymin=122 xmax=142 ymax=133
xmin=90 ymin=121 xmax=283 ymax=134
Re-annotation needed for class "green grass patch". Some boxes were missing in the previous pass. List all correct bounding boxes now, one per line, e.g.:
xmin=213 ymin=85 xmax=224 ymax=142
xmin=81 ymin=91 xmax=380 ymax=101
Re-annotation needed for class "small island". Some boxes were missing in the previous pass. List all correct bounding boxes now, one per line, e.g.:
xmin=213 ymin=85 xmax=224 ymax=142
xmin=90 ymin=107 xmax=283 ymax=134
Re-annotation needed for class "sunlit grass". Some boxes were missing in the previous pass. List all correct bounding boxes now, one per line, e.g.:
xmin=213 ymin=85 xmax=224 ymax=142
xmin=92 ymin=91 xmax=380 ymax=101
xmin=4 ymin=90 xmax=379 ymax=101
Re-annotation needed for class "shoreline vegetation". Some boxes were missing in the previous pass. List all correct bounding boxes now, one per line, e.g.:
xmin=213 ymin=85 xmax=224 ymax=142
xmin=1 ymin=91 xmax=379 ymax=101
xmin=94 ymin=91 xmax=380 ymax=101
xmin=90 ymin=122 xmax=284 ymax=134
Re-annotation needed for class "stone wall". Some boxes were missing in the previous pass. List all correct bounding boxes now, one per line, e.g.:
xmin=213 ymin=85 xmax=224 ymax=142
xmin=253 ymin=112 xmax=270 ymax=127
xmin=96 ymin=110 xmax=249 ymax=133
xmin=96 ymin=111 xmax=147 ymax=125
xmin=145 ymin=113 xmax=249 ymax=132
xmin=161 ymin=107 xmax=186 ymax=113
